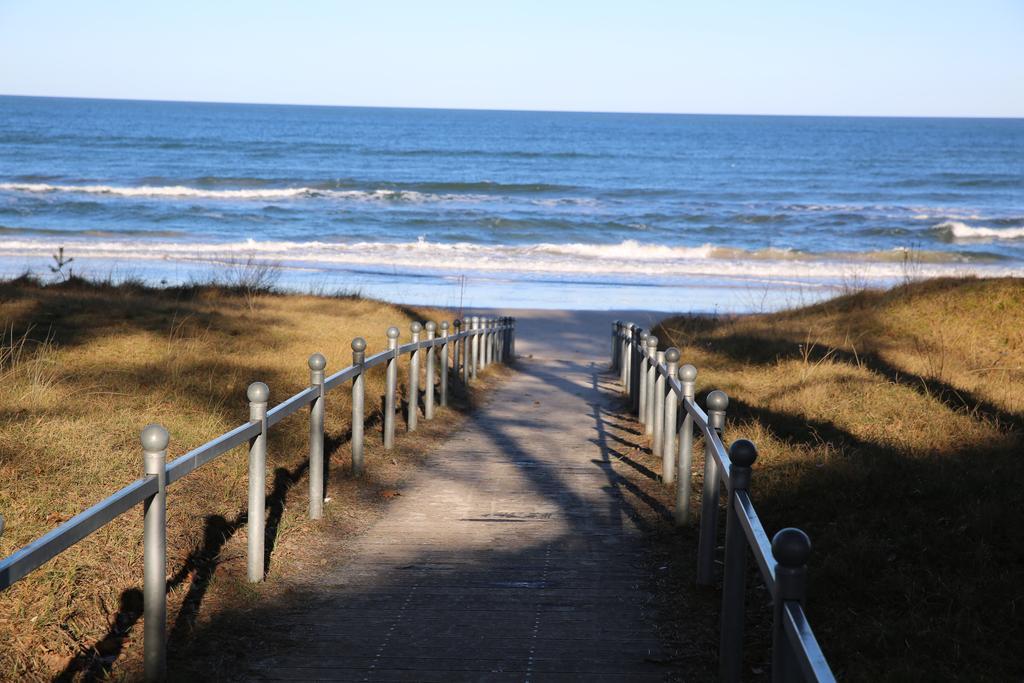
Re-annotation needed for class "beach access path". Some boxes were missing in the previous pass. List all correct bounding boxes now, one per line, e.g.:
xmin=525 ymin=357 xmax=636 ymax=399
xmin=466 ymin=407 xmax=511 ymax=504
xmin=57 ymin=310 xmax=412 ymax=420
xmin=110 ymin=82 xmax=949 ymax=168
xmin=245 ymin=309 xmax=676 ymax=681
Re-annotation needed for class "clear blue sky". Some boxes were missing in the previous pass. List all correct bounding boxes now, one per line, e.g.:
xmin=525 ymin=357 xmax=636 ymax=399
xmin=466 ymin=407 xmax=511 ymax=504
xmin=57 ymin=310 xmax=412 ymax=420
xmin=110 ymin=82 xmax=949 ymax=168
xmin=1 ymin=0 xmax=1021 ymax=117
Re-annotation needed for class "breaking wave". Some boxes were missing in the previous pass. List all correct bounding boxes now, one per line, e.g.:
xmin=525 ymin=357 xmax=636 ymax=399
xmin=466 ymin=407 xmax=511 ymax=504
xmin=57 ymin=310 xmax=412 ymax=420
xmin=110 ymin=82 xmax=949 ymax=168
xmin=0 ymin=237 xmax=1017 ymax=282
xmin=935 ymin=220 xmax=1024 ymax=240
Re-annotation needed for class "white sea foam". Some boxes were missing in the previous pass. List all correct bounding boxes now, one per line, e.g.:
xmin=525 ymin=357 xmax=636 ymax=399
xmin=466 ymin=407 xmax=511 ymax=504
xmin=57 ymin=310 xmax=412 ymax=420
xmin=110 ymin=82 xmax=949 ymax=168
xmin=0 ymin=182 xmax=316 ymax=200
xmin=0 ymin=182 xmax=504 ymax=204
xmin=0 ymin=237 xmax=1018 ymax=283
xmin=0 ymin=182 xmax=576 ymax=206
xmin=936 ymin=220 xmax=1024 ymax=240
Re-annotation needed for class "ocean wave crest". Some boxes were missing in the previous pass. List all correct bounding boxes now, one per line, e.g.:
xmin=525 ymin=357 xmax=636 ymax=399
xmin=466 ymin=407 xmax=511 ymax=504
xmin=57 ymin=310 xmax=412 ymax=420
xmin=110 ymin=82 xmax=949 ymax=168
xmin=0 ymin=237 xmax=1016 ymax=283
xmin=0 ymin=181 xmax=591 ymax=206
xmin=935 ymin=220 xmax=1024 ymax=240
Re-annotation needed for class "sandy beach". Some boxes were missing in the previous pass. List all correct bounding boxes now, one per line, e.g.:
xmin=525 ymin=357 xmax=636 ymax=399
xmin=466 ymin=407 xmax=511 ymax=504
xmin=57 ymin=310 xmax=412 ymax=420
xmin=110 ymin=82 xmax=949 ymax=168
xmin=468 ymin=308 xmax=670 ymax=360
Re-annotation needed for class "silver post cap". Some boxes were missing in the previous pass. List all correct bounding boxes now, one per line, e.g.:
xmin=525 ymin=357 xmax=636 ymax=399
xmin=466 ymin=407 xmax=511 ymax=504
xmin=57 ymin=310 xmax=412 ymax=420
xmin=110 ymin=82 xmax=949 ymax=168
xmin=247 ymin=381 xmax=270 ymax=403
xmin=386 ymin=326 xmax=401 ymax=339
xmin=772 ymin=528 xmax=812 ymax=568
xmin=410 ymin=321 xmax=422 ymax=333
xmin=679 ymin=364 xmax=698 ymax=382
xmin=440 ymin=321 xmax=449 ymax=330
xmin=140 ymin=423 xmax=170 ymax=452
xmin=706 ymin=389 xmax=729 ymax=411
xmin=351 ymin=337 xmax=367 ymax=352
xmin=308 ymin=353 xmax=327 ymax=371
xmin=728 ymin=439 xmax=758 ymax=467
xmin=425 ymin=321 xmax=437 ymax=332
xmin=664 ymin=347 xmax=680 ymax=363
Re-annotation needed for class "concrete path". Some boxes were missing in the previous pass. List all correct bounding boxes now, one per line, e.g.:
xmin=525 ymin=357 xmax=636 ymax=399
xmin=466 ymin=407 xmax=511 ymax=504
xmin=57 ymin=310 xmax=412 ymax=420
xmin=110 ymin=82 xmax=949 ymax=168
xmin=250 ymin=311 xmax=671 ymax=681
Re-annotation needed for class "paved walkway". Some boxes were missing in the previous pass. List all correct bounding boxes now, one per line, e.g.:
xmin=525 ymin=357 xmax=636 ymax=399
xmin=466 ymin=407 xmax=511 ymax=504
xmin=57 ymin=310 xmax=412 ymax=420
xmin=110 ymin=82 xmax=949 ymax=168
xmin=250 ymin=313 xmax=671 ymax=681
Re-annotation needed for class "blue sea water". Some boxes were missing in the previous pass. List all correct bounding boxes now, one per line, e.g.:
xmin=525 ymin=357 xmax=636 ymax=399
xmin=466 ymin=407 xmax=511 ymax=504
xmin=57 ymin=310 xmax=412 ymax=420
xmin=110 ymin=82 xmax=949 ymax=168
xmin=0 ymin=95 xmax=1022 ymax=310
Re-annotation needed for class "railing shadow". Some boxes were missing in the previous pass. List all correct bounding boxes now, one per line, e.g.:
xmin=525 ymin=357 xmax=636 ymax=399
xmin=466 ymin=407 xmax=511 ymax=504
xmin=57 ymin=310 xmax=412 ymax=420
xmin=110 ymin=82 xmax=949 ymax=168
xmin=53 ymin=449 xmax=322 ymax=680
xmin=168 ymin=355 xmax=693 ymax=678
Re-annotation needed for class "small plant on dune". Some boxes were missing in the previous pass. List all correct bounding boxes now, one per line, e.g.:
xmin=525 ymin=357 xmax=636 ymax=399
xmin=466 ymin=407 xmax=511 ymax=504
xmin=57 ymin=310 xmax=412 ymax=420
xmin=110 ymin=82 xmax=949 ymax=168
xmin=49 ymin=246 xmax=74 ymax=282
xmin=900 ymin=241 xmax=924 ymax=285
xmin=220 ymin=253 xmax=282 ymax=311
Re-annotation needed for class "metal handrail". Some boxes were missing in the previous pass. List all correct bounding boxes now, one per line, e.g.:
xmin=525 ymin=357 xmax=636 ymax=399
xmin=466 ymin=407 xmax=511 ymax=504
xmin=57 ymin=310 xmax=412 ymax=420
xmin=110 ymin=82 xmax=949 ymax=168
xmin=611 ymin=320 xmax=835 ymax=683
xmin=0 ymin=314 xmax=516 ymax=681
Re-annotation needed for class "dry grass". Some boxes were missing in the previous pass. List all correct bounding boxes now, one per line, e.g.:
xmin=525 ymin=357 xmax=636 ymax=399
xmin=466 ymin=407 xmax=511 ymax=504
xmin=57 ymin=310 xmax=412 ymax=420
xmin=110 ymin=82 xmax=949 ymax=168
xmin=637 ymin=276 xmax=1024 ymax=681
xmin=0 ymin=274 xmax=496 ymax=680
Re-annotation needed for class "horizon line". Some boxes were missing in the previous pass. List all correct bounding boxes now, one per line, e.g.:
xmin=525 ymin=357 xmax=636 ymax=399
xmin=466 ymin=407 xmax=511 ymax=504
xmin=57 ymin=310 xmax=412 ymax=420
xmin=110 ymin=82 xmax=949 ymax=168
xmin=1 ymin=92 xmax=1021 ymax=121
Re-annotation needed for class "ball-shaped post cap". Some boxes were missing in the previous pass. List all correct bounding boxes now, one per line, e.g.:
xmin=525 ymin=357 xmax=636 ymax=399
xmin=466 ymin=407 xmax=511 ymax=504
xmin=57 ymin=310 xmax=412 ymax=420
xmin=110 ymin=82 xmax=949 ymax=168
xmin=351 ymin=337 xmax=367 ymax=352
xmin=247 ymin=381 xmax=270 ymax=403
xmin=728 ymin=438 xmax=758 ymax=467
xmin=386 ymin=326 xmax=400 ymax=339
xmin=679 ymin=364 xmax=698 ymax=382
xmin=646 ymin=335 xmax=659 ymax=348
xmin=664 ymin=347 xmax=680 ymax=364
xmin=453 ymin=318 xmax=462 ymax=328
xmin=772 ymin=527 xmax=812 ymax=568
xmin=440 ymin=320 xmax=449 ymax=330
xmin=425 ymin=321 xmax=437 ymax=332
xmin=410 ymin=321 xmax=422 ymax=333
xmin=140 ymin=423 xmax=170 ymax=452
xmin=308 ymin=352 xmax=327 ymax=371
xmin=707 ymin=389 xmax=729 ymax=411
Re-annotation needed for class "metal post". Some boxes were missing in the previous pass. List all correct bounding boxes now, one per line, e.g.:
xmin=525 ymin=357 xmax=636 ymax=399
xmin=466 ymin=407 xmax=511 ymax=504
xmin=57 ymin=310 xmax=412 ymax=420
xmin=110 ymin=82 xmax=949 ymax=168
xmin=662 ymin=348 xmax=679 ymax=485
xmin=478 ymin=317 xmax=486 ymax=371
xmin=351 ymin=337 xmax=366 ymax=476
xmin=626 ymin=325 xmax=634 ymax=411
xmin=384 ymin=326 xmax=400 ymax=449
xmin=496 ymin=317 xmax=503 ymax=364
xmin=697 ymin=389 xmax=728 ymax=586
xmin=653 ymin=350 xmax=666 ymax=457
xmin=489 ymin=318 xmax=495 ymax=366
xmin=308 ymin=353 xmax=326 ymax=520
xmin=611 ymin=321 xmax=619 ymax=370
xmin=464 ymin=318 xmax=472 ymax=383
xmin=638 ymin=332 xmax=649 ymax=421
xmin=408 ymin=322 xmax=422 ymax=431
xmin=470 ymin=316 xmax=480 ymax=380
xmin=452 ymin=319 xmax=462 ymax=384
xmin=424 ymin=321 xmax=436 ymax=420
xmin=645 ymin=336 xmax=658 ymax=434
xmin=720 ymin=439 xmax=759 ymax=682
xmin=483 ymin=318 xmax=491 ymax=369
xmin=141 ymin=424 xmax=168 ymax=682
xmin=621 ymin=323 xmax=631 ymax=393
xmin=676 ymin=364 xmax=697 ymax=526
xmin=771 ymin=528 xmax=812 ymax=683
xmin=247 ymin=382 xmax=269 ymax=582
xmin=439 ymin=321 xmax=450 ymax=407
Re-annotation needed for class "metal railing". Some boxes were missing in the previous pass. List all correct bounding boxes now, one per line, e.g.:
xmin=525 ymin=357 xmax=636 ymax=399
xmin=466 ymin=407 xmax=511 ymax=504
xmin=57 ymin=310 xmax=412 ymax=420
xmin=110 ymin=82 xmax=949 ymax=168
xmin=611 ymin=321 xmax=836 ymax=683
xmin=0 ymin=314 xmax=516 ymax=681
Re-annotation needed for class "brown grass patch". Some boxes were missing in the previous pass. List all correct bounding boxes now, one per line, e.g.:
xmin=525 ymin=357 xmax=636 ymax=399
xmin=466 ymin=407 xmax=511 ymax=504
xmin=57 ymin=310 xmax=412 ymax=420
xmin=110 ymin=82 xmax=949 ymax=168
xmin=0 ymin=275 xmax=502 ymax=680
xmin=627 ymin=277 xmax=1023 ymax=681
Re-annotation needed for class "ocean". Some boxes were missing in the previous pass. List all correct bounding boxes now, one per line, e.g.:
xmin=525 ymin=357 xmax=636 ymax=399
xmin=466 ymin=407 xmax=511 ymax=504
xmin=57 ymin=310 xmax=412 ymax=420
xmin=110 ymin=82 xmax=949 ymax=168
xmin=0 ymin=95 xmax=1021 ymax=311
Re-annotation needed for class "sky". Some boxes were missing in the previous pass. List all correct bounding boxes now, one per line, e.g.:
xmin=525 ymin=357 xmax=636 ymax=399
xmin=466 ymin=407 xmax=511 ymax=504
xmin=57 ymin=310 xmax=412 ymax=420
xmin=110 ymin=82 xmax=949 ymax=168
xmin=0 ymin=0 xmax=1021 ymax=117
